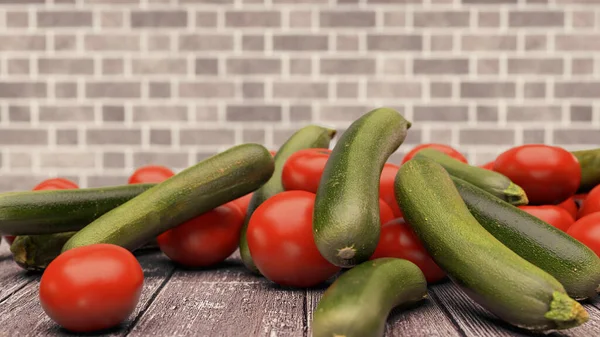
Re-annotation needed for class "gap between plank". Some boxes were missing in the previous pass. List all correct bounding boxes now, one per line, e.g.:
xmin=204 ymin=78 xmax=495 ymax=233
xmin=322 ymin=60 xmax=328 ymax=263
xmin=428 ymin=287 xmax=468 ymax=337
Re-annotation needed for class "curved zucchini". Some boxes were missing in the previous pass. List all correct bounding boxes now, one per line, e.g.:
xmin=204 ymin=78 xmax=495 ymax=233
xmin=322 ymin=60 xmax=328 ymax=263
xmin=413 ymin=148 xmax=528 ymax=205
xmin=0 ymin=184 xmax=155 ymax=235
xmin=313 ymin=107 xmax=411 ymax=268
xmin=62 ymin=144 xmax=275 ymax=252
xmin=239 ymin=125 xmax=336 ymax=273
xmin=395 ymin=157 xmax=588 ymax=331
xmin=572 ymin=149 xmax=600 ymax=193
xmin=452 ymin=176 xmax=600 ymax=300
xmin=312 ymin=258 xmax=427 ymax=337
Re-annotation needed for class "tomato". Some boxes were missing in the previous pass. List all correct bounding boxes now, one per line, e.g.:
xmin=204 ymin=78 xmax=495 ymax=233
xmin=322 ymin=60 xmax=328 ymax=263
xmin=232 ymin=193 xmax=253 ymax=218
xmin=39 ymin=244 xmax=143 ymax=333
xmin=269 ymin=150 xmax=277 ymax=157
xmin=246 ymin=191 xmax=340 ymax=287
xmin=281 ymin=148 xmax=332 ymax=193
xmin=518 ymin=205 xmax=575 ymax=232
xmin=33 ymin=178 xmax=78 ymax=191
xmin=574 ymin=193 xmax=588 ymax=209
xmin=480 ymin=161 xmax=495 ymax=170
xmin=3 ymin=235 xmax=15 ymax=245
xmin=371 ymin=218 xmax=446 ymax=283
xmin=157 ymin=202 xmax=244 ymax=267
xmin=493 ymin=145 xmax=580 ymax=205
xmin=578 ymin=185 xmax=600 ymax=219
xmin=379 ymin=163 xmax=403 ymax=218
xmin=567 ymin=213 xmax=600 ymax=257
xmin=558 ymin=197 xmax=578 ymax=220
xmin=401 ymin=143 xmax=467 ymax=165
xmin=128 ymin=165 xmax=174 ymax=184
xmin=379 ymin=198 xmax=395 ymax=226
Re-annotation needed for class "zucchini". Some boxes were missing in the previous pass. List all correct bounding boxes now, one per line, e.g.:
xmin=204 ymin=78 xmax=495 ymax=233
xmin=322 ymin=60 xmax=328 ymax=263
xmin=239 ymin=125 xmax=336 ymax=273
xmin=452 ymin=176 xmax=600 ymax=300
xmin=62 ymin=143 xmax=275 ymax=252
xmin=572 ymin=149 xmax=600 ymax=193
xmin=413 ymin=148 xmax=528 ymax=205
xmin=312 ymin=258 xmax=427 ymax=337
xmin=395 ymin=157 xmax=588 ymax=331
xmin=0 ymin=184 xmax=155 ymax=235
xmin=313 ymin=107 xmax=411 ymax=268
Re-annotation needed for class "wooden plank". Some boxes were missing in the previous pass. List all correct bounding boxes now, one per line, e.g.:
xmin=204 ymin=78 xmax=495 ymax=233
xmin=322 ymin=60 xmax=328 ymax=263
xmin=305 ymin=280 xmax=463 ymax=337
xmin=0 ymin=242 xmax=38 ymax=303
xmin=0 ymin=251 xmax=175 ymax=337
xmin=128 ymin=257 xmax=306 ymax=337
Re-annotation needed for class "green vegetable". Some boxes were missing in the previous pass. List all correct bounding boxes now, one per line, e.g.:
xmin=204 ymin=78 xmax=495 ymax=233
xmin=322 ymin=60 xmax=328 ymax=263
xmin=572 ymin=149 xmax=600 ymax=193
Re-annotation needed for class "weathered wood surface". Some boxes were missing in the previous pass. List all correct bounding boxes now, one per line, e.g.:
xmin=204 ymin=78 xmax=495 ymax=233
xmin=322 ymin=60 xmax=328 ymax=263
xmin=1 ymin=244 xmax=600 ymax=337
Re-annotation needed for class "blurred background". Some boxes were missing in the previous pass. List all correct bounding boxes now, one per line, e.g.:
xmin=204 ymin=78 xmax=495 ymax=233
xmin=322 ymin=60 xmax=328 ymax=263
xmin=0 ymin=0 xmax=597 ymax=191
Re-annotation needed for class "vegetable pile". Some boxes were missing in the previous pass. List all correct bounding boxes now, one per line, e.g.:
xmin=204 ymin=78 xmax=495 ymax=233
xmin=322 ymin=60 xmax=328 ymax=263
xmin=1 ymin=107 xmax=600 ymax=336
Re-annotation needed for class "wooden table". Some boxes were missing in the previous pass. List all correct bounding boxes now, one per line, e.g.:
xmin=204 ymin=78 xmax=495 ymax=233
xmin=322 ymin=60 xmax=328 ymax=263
xmin=1 ymin=244 xmax=599 ymax=337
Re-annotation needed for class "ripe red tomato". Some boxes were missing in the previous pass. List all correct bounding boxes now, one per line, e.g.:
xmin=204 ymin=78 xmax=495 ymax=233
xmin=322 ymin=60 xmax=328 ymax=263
xmin=282 ymin=148 xmax=332 ymax=193
xmin=246 ymin=191 xmax=341 ymax=287
xmin=480 ymin=161 xmax=495 ymax=170
xmin=158 ymin=202 xmax=244 ymax=267
xmin=379 ymin=163 xmax=403 ymax=218
xmin=39 ymin=244 xmax=144 ymax=333
xmin=574 ymin=193 xmax=588 ymax=209
xmin=379 ymin=198 xmax=395 ymax=226
xmin=401 ymin=143 xmax=468 ymax=165
xmin=371 ymin=218 xmax=446 ymax=283
xmin=558 ymin=197 xmax=578 ymax=220
xmin=129 ymin=165 xmax=174 ymax=184
xmin=269 ymin=150 xmax=277 ymax=157
xmin=3 ymin=235 xmax=15 ymax=245
xmin=493 ymin=145 xmax=581 ymax=205
xmin=578 ymin=185 xmax=600 ymax=219
xmin=518 ymin=205 xmax=575 ymax=232
xmin=33 ymin=178 xmax=78 ymax=191
xmin=567 ymin=213 xmax=600 ymax=257
xmin=232 ymin=193 xmax=253 ymax=219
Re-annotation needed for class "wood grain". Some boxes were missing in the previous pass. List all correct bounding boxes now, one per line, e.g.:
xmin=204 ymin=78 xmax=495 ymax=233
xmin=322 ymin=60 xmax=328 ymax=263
xmin=0 ymin=242 xmax=38 ymax=303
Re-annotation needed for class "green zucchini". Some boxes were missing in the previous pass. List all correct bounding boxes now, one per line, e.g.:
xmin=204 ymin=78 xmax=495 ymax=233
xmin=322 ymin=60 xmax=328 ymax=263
xmin=239 ymin=125 xmax=336 ymax=273
xmin=452 ymin=176 xmax=600 ymax=300
xmin=0 ymin=184 xmax=155 ymax=235
xmin=312 ymin=258 xmax=427 ymax=337
xmin=62 ymin=143 xmax=275 ymax=252
xmin=413 ymin=148 xmax=528 ymax=205
xmin=395 ymin=157 xmax=588 ymax=331
xmin=313 ymin=108 xmax=411 ymax=268
xmin=572 ymin=149 xmax=600 ymax=193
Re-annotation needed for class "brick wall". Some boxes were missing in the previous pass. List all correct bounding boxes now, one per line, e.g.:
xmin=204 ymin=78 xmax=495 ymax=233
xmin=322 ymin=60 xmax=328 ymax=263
xmin=0 ymin=0 xmax=598 ymax=191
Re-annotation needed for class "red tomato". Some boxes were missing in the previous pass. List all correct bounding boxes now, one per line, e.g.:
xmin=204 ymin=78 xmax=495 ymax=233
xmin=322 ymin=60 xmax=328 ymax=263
xmin=371 ymin=218 xmax=446 ymax=283
xmin=246 ymin=191 xmax=341 ymax=287
xmin=3 ymin=235 xmax=15 ymax=245
xmin=269 ymin=150 xmax=277 ymax=157
xmin=39 ymin=244 xmax=143 ymax=333
xmin=567 ymin=213 xmax=600 ymax=257
xmin=401 ymin=144 xmax=467 ymax=165
xmin=379 ymin=163 xmax=403 ymax=218
xmin=33 ymin=178 xmax=78 ymax=191
xmin=232 ymin=193 xmax=253 ymax=218
xmin=558 ymin=197 xmax=578 ymax=220
xmin=480 ymin=161 xmax=495 ymax=170
xmin=493 ymin=145 xmax=581 ymax=205
xmin=578 ymin=185 xmax=600 ymax=219
xmin=281 ymin=148 xmax=332 ymax=193
xmin=574 ymin=193 xmax=588 ymax=209
xmin=157 ymin=202 xmax=244 ymax=267
xmin=518 ymin=205 xmax=575 ymax=232
xmin=129 ymin=165 xmax=174 ymax=184
xmin=379 ymin=199 xmax=395 ymax=226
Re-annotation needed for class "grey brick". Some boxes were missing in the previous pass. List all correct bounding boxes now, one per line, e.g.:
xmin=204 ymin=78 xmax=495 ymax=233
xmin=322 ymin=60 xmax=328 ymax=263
xmin=523 ymin=129 xmax=545 ymax=144
xmin=225 ymin=11 xmax=280 ymax=27
xmin=507 ymin=106 xmax=562 ymax=121
xmin=478 ymin=11 xmax=501 ymax=27
xmin=477 ymin=106 xmax=499 ymax=122
xmin=273 ymin=129 xmax=301 ymax=146
xmin=150 ymin=130 xmax=172 ymax=145
xmin=131 ymin=11 xmax=187 ymax=28
xmin=462 ymin=0 xmax=517 ymax=3
xmin=242 ymin=35 xmax=264 ymax=51
xmin=509 ymin=11 xmax=564 ymax=27
xmin=7 ymin=12 xmax=28 ymax=28
xmin=180 ymin=129 xmax=235 ymax=145
xmin=195 ymin=106 xmax=219 ymax=121
xmin=384 ymin=11 xmax=406 ymax=27
xmin=460 ymin=129 xmax=515 ymax=145
xmin=147 ymin=35 xmax=171 ymax=51
xmin=8 ymin=106 xmax=30 ymax=122
xmin=85 ymin=35 xmax=140 ymax=51
xmin=179 ymin=34 xmax=233 ymax=51
xmin=274 ymin=34 xmax=328 ymax=51
xmin=7 ymin=59 xmax=29 ymax=75
xmin=242 ymin=129 xmax=265 ymax=143
xmin=196 ymin=11 xmax=218 ymax=27
xmin=289 ymin=10 xmax=312 ymax=28
xmin=100 ymin=11 xmax=124 ymax=28
xmin=39 ymin=106 xmax=94 ymax=122
xmin=0 ymin=0 xmax=43 ymax=3
xmin=404 ymin=127 xmax=422 ymax=145
xmin=320 ymin=11 xmax=375 ymax=27
xmin=102 ymin=106 xmax=125 ymax=122
xmin=572 ymin=11 xmax=595 ymax=28
xmin=132 ymin=58 xmax=187 ymax=75
xmin=8 ymin=153 xmax=32 ymax=169
xmin=0 ymin=130 xmax=47 ymax=145
xmin=571 ymin=106 xmax=593 ymax=122
xmin=556 ymin=35 xmax=600 ymax=51
xmin=290 ymin=58 xmax=312 ymax=75
xmin=0 ymin=35 xmax=45 ymax=51
xmin=195 ymin=58 xmax=219 ymax=75
xmin=38 ymin=11 xmax=92 ymax=27
xmin=55 ymin=82 xmax=78 ymax=99
xmin=54 ymin=35 xmax=77 ymax=51
xmin=226 ymin=105 xmax=282 ymax=122
xmin=413 ymin=106 xmax=469 ymax=121
xmin=133 ymin=106 xmax=188 ymax=121
xmin=429 ymin=128 xmax=453 ymax=144
xmin=367 ymin=34 xmax=422 ymax=51
xmin=431 ymin=82 xmax=452 ymax=98
xmin=524 ymin=82 xmax=546 ymax=98
xmin=321 ymin=59 xmax=376 ymax=75
xmin=290 ymin=106 xmax=312 ymax=121
xmin=572 ymin=58 xmax=594 ymax=75
xmin=149 ymin=82 xmax=171 ymax=98
xmin=273 ymin=82 xmax=328 ymax=99
xmin=40 ymin=152 xmax=95 ymax=168
xmin=525 ymin=35 xmax=547 ymax=51
xmin=462 ymin=35 xmax=517 ymax=51
xmin=507 ymin=58 xmax=563 ymax=75
xmin=0 ymin=83 xmax=46 ymax=98
xmin=554 ymin=129 xmax=600 ymax=145
xmin=102 ymin=59 xmax=124 ymax=75
xmin=57 ymin=129 xmax=78 ymax=145
xmin=431 ymin=35 xmax=453 ymax=51
xmin=103 ymin=152 xmax=125 ymax=168
xmin=382 ymin=59 xmax=407 ymax=76
xmin=367 ymin=0 xmax=420 ymax=3
xmin=180 ymin=0 xmax=233 ymax=3
xmin=242 ymin=82 xmax=264 ymax=98
xmin=134 ymin=152 xmax=187 ymax=169
xmin=337 ymin=82 xmax=359 ymax=98
xmin=196 ymin=151 xmax=219 ymax=162
xmin=86 ymin=0 xmax=139 ymax=3
xmin=38 ymin=58 xmax=94 ymax=75
xmin=477 ymin=59 xmax=500 ymax=75
xmin=336 ymin=35 xmax=359 ymax=51
xmin=461 ymin=82 xmax=516 ymax=98
xmin=274 ymin=0 xmax=327 ymax=2
xmin=320 ymin=105 xmax=370 ymax=121
xmin=87 ymin=175 xmax=129 ymax=188
xmin=555 ymin=82 xmax=600 ymax=98
xmin=413 ymin=59 xmax=469 ymax=75
xmin=414 ymin=11 xmax=470 ymax=27
xmin=87 ymin=129 xmax=142 ymax=145
xmin=227 ymin=58 xmax=281 ymax=75
xmin=86 ymin=82 xmax=141 ymax=98
xmin=179 ymin=82 xmax=236 ymax=98
xmin=366 ymin=82 xmax=422 ymax=98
